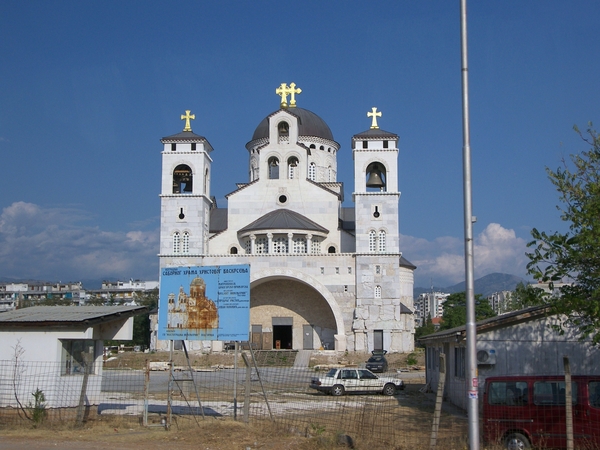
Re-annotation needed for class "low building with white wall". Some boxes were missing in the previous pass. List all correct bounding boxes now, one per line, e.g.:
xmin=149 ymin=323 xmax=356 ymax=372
xmin=0 ymin=305 xmax=146 ymax=408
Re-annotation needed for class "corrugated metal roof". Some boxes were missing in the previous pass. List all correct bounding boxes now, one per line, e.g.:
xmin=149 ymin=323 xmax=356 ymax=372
xmin=418 ymin=305 xmax=551 ymax=343
xmin=0 ymin=305 xmax=147 ymax=326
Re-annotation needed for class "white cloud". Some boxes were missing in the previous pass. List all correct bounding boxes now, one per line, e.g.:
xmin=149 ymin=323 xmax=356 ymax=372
xmin=0 ymin=202 xmax=528 ymax=291
xmin=402 ymin=223 xmax=529 ymax=288
xmin=0 ymin=202 xmax=159 ymax=282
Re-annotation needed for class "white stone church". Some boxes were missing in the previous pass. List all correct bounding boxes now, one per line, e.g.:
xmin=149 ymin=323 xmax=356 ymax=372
xmin=156 ymin=83 xmax=416 ymax=353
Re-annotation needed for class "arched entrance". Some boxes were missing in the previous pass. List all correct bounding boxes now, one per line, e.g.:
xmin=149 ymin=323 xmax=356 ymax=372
xmin=249 ymin=273 xmax=343 ymax=350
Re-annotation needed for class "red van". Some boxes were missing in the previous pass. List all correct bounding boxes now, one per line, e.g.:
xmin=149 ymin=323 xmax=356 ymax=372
xmin=483 ymin=375 xmax=600 ymax=449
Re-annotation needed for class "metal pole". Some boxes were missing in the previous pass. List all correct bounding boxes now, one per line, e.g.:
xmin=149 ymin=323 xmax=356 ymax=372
xmin=460 ymin=1 xmax=479 ymax=448
xmin=233 ymin=341 xmax=238 ymax=420
xmin=564 ymin=356 xmax=574 ymax=450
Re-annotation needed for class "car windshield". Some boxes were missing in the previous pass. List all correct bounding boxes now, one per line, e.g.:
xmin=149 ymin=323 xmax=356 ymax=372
xmin=325 ymin=369 xmax=338 ymax=378
xmin=368 ymin=356 xmax=383 ymax=362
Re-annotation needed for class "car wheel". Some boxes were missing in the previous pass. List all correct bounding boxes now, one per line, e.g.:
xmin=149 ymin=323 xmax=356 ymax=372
xmin=382 ymin=383 xmax=396 ymax=396
xmin=504 ymin=432 xmax=530 ymax=450
xmin=331 ymin=384 xmax=345 ymax=396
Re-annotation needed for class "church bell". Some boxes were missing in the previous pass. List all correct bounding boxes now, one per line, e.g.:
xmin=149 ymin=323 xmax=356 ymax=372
xmin=366 ymin=166 xmax=385 ymax=188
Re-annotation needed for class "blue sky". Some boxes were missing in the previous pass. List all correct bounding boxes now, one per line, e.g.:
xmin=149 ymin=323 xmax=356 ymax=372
xmin=0 ymin=1 xmax=598 ymax=289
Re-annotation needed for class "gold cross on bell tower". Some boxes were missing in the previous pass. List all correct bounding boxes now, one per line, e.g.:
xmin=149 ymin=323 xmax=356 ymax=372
xmin=367 ymin=107 xmax=382 ymax=129
xmin=275 ymin=82 xmax=302 ymax=108
xmin=180 ymin=110 xmax=195 ymax=132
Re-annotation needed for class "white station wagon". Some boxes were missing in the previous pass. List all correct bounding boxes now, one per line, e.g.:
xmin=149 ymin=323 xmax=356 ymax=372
xmin=310 ymin=368 xmax=405 ymax=396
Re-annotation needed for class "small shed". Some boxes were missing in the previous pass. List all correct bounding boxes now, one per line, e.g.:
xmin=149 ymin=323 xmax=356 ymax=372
xmin=0 ymin=305 xmax=147 ymax=408
xmin=418 ymin=305 xmax=600 ymax=411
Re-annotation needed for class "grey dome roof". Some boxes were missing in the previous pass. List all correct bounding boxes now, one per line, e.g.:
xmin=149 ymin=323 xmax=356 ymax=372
xmin=251 ymin=107 xmax=334 ymax=141
xmin=239 ymin=209 xmax=328 ymax=234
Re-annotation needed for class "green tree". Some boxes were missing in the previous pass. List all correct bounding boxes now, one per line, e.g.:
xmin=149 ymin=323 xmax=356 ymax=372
xmin=439 ymin=292 xmax=496 ymax=331
xmin=414 ymin=315 xmax=437 ymax=344
xmin=527 ymin=123 xmax=600 ymax=344
xmin=104 ymin=288 xmax=158 ymax=348
xmin=507 ymin=282 xmax=547 ymax=311
xmin=43 ymin=296 xmax=73 ymax=306
xmin=131 ymin=288 xmax=158 ymax=347
xmin=85 ymin=295 xmax=106 ymax=306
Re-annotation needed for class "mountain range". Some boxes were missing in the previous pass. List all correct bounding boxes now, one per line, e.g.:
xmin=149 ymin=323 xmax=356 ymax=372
xmin=3 ymin=273 xmax=528 ymax=298
xmin=414 ymin=273 xmax=528 ymax=298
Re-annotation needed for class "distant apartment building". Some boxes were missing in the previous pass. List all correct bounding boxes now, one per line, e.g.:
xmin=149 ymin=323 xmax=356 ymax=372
xmin=0 ymin=279 xmax=159 ymax=311
xmin=414 ymin=292 xmax=449 ymax=327
xmin=487 ymin=281 xmax=571 ymax=316
xmin=0 ymin=281 xmax=85 ymax=311
xmin=487 ymin=290 xmax=512 ymax=315
xmin=87 ymin=279 xmax=159 ymax=305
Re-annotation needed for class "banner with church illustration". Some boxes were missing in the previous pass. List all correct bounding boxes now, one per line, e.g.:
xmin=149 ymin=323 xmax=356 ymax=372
xmin=158 ymin=264 xmax=250 ymax=341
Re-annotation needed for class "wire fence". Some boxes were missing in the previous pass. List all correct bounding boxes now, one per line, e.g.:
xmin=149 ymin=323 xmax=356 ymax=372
xmin=0 ymin=355 xmax=468 ymax=448
xmin=1 ymin=354 xmax=598 ymax=449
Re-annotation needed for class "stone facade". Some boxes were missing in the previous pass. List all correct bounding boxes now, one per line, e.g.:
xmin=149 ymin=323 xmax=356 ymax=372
xmin=157 ymin=87 xmax=416 ymax=353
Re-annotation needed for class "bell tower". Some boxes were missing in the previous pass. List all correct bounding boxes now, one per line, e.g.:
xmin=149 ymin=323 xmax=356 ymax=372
xmin=352 ymin=107 xmax=403 ymax=353
xmin=352 ymin=107 xmax=400 ymax=254
xmin=159 ymin=110 xmax=213 ymax=268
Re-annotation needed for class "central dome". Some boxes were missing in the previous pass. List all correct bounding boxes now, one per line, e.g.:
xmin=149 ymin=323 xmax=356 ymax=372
xmin=251 ymin=107 xmax=334 ymax=142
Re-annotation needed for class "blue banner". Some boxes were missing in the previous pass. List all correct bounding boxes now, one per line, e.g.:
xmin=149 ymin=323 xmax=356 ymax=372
xmin=158 ymin=264 xmax=250 ymax=341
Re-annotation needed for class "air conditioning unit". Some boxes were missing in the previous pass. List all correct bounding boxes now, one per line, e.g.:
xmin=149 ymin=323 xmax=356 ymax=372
xmin=476 ymin=348 xmax=497 ymax=365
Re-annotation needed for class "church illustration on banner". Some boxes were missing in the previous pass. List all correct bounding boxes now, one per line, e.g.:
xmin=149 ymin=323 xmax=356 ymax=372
xmin=166 ymin=277 xmax=219 ymax=331
xmin=155 ymin=82 xmax=416 ymax=353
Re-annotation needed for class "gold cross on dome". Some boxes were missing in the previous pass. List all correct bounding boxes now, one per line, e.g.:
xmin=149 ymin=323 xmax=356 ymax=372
xmin=275 ymin=82 xmax=302 ymax=108
xmin=288 ymin=83 xmax=301 ymax=108
xmin=180 ymin=110 xmax=195 ymax=132
xmin=367 ymin=107 xmax=382 ymax=129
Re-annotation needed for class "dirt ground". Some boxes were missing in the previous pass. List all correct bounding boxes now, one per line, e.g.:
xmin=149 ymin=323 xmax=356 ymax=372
xmin=103 ymin=348 xmax=426 ymax=371
xmin=0 ymin=350 xmax=477 ymax=450
xmin=0 ymin=389 xmax=472 ymax=450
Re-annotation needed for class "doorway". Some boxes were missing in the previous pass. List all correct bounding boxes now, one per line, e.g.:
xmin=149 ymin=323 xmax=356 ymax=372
xmin=273 ymin=325 xmax=292 ymax=349
xmin=272 ymin=316 xmax=293 ymax=349
xmin=374 ymin=330 xmax=383 ymax=352
xmin=303 ymin=324 xmax=314 ymax=350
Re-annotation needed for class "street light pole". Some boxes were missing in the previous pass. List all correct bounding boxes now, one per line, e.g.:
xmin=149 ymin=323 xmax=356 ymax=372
xmin=460 ymin=0 xmax=480 ymax=448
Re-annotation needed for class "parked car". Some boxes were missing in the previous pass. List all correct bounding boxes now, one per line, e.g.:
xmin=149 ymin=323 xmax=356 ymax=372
xmin=310 ymin=367 xmax=404 ymax=396
xmin=483 ymin=375 xmax=600 ymax=450
xmin=365 ymin=350 xmax=388 ymax=373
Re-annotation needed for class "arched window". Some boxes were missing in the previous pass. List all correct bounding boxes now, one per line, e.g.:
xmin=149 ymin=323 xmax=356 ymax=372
xmin=268 ymin=157 xmax=279 ymax=179
xmin=173 ymin=165 xmax=193 ymax=194
xmin=308 ymin=162 xmax=316 ymax=181
xmin=173 ymin=232 xmax=181 ymax=254
xmin=366 ymin=162 xmax=387 ymax=192
xmin=369 ymin=230 xmax=377 ymax=252
xmin=204 ymin=168 xmax=209 ymax=194
xmin=378 ymin=230 xmax=386 ymax=252
xmin=375 ymin=285 xmax=382 ymax=299
xmin=278 ymin=121 xmax=289 ymax=137
xmin=182 ymin=231 xmax=190 ymax=254
xmin=288 ymin=156 xmax=298 ymax=179
xmin=328 ymin=246 xmax=336 ymax=254
xmin=251 ymin=158 xmax=259 ymax=181
xmin=273 ymin=236 xmax=288 ymax=254
xmin=230 ymin=246 xmax=238 ymax=254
